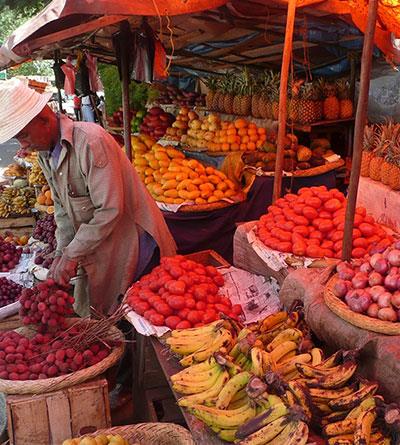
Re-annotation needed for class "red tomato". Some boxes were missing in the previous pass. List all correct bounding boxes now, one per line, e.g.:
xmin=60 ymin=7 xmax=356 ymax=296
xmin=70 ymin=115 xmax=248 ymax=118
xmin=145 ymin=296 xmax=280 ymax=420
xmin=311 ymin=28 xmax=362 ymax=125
xmin=155 ymin=303 xmax=173 ymax=317
xmin=185 ymin=298 xmax=196 ymax=309
xmin=323 ymin=249 xmax=334 ymax=258
xmin=376 ymin=238 xmax=391 ymax=251
xmin=306 ymin=245 xmax=324 ymax=258
xmin=213 ymin=275 xmax=225 ymax=287
xmin=333 ymin=240 xmax=343 ymax=252
xmin=364 ymin=215 xmax=375 ymax=224
xmin=277 ymin=241 xmax=292 ymax=253
xmin=196 ymin=301 xmax=207 ymax=311
xmin=292 ymin=241 xmax=306 ymax=256
xmin=298 ymin=187 xmax=313 ymax=195
xmin=308 ymin=238 xmax=320 ymax=246
xmin=292 ymin=203 xmax=306 ymax=215
xmin=214 ymin=304 xmax=231 ymax=315
xmin=187 ymin=310 xmax=203 ymax=325
xmin=202 ymin=312 xmax=216 ymax=324
xmin=353 ymin=238 xmax=368 ymax=248
xmin=166 ymin=295 xmax=186 ymax=310
xmin=285 ymin=193 xmax=298 ymax=202
xmin=359 ymin=223 xmax=376 ymax=237
xmin=324 ymin=198 xmax=342 ymax=213
xmin=165 ymin=316 xmax=181 ymax=330
xmin=304 ymin=196 xmax=322 ymax=209
xmin=193 ymin=285 xmax=208 ymax=301
xmin=318 ymin=191 xmax=332 ymax=202
xmin=294 ymin=215 xmax=309 ymax=226
xmin=352 ymin=247 xmax=366 ymax=258
xmin=169 ymin=266 xmax=184 ymax=279
xmin=321 ymin=240 xmax=334 ymax=249
xmin=337 ymin=221 xmax=345 ymax=231
xmin=275 ymin=198 xmax=288 ymax=208
xmin=165 ymin=280 xmax=186 ymax=295
xmin=267 ymin=205 xmax=282 ymax=215
xmin=194 ymin=267 xmax=206 ymax=276
xmin=319 ymin=211 xmax=331 ymax=219
xmin=366 ymin=235 xmax=380 ymax=245
xmin=352 ymin=228 xmax=362 ymax=239
xmin=135 ymin=301 xmax=151 ymax=316
xmin=356 ymin=207 xmax=367 ymax=217
xmin=293 ymin=225 xmax=309 ymax=237
xmin=353 ymin=214 xmax=364 ymax=227
xmin=205 ymin=266 xmax=218 ymax=277
xmin=275 ymin=229 xmax=292 ymax=242
xmin=292 ymin=233 xmax=305 ymax=244
xmin=231 ymin=304 xmax=243 ymax=316
xmin=148 ymin=296 xmax=162 ymax=308
xmin=310 ymin=230 xmax=323 ymax=241
xmin=318 ymin=220 xmax=334 ymax=233
xmin=302 ymin=206 xmax=319 ymax=221
xmin=219 ymin=296 xmax=232 ymax=308
xmin=177 ymin=308 xmax=190 ymax=319
xmin=284 ymin=211 xmax=297 ymax=222
xmin=206 ymin=283 xmax=219 ymax=295
xmin=176 ymin=320 xmax=192 ymax=329
xmin=149 ymin=313 xmax=165 ymax=326
xmin=144 ymin=309 xmax=157 ymax=320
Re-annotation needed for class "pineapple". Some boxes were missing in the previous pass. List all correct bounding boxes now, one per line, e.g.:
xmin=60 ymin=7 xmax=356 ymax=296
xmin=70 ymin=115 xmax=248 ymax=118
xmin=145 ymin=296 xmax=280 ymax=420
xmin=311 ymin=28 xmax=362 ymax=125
xmin=212 ymin=77 xmax=222 ymax=111
xmin=222 ymin=73 xmax=234 ymax=115
xmin=361 ymin=124 xmax=377 ymax=177
xmin=238 ymin=68 xmax=252 ymax=116
xmin=369 ymin=121 xmax=391 ymax=182
xmin=298 ymin=82 xmax=318 ymax=124
xmin=288 ymin=78 xmax=303 ymax=123
xmin=321 ymin=79 xmax=340 ymax=120
xmin=251 ymin=74 xmax=261 ymax=118
xmin=336 ymin=79 xmax=354 ymax=119
xmin=382 ymin=123 xmax=400 ymax=189
xmin=258 ymin=71 xmax=272 ymax=119
xmin=270 ymin=72 xmax=280 ymax=120
xmin=205 ymin=77 xmax=217 ymax=110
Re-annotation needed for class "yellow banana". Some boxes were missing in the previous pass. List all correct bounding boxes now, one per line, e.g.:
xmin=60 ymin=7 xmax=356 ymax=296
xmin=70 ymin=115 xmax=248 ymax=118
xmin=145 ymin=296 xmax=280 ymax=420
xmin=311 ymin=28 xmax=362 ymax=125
xmin=260 ymin=311 xmax=288 ymax=332
xmin=277 ymin=349 xmax=296 ymax=364
xmin=172 ymin=367 xmax=221 ymax=394
xmin=171 ymin=363 xmax=221 ymax=384
xmin=266 ymin=394 xmax=284 ymax=406
xmin=216 ymin=371 xmax=251 ymax=410
xmin=287 ymin=381 xmax=312 ymax=422
xmin=166 ymin=334 xmax=215 ymax=355
xmin=229 ymin=395 xmax=250 ymax=410
xmin=235 ymin=353 xmax=249 ymax=368
xmin=178 ymin=370 xmax=230 ymax=407
xmin=310 ymin=348 xmax=324 ymax=366
xmin=171 ymin=319 xmax=224 ymax=338
xmin=236 ymin=415 xmax=289 ymax=445
xmin=319 ymin=350 xmax=343 ymax=368
xmin=231 ymin=387 xmax=247 ymax=403
xmin=266 ymin=328 xmax=303 ymax=352
xmin=270 ymin=340 xmax=298 ymax=363
xmin=188 ymin=403 xmax=256 ymax=429
xmin=346 ymin=396 xmax=376 ymax=419
xmin=322 ymin=411 xmax=349 ymax=426
xmin=264 ymin=421 xmax=304 ymax=445
xmin=323 ymin=418 xmax=357 ymax=437
xmin=276 ymin=353 xmax=311 ymax=376
xmin=285 ymin=421 xmax=309 ymax=445
xmin=296 ymin=362 xmax=339 ymax=379
xmin=354 ymin=407 xmax=376 ymax=445
xmin=306 ymin=361 xmax=357 ymax=389
xmin=284 ymin=389 xmax=297 ymax=407
xmin=261 ymin=350 xmax=273 ymax=373
xmin=250 ymin=347 xmax=264 ymax=377
xmin=327 ymin=436 xmax=354 ymax=445
xmin=218 ymin=428 xmax=237 ymax=442
xmin=309 ymin=386 xmax=355 ymax=403
xmin=328 ymin=384 xmax=378 ymax=412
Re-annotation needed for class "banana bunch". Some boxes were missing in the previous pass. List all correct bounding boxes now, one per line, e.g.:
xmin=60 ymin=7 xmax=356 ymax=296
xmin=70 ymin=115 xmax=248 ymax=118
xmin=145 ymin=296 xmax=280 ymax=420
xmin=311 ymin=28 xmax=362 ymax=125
xmin=3 ymin=163 xmax=27 ymax=178
xmin=0 ymin=186 xmax=35 ymax=217
xmin=28 ymin=161 xmax=47 ymax=185
xmin=166 ymin=320 xmax=236 ymax=367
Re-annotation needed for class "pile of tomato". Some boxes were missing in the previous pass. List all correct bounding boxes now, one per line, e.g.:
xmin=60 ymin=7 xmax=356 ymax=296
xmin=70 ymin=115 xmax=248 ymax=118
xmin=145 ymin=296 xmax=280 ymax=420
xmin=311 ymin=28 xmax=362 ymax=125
xmin=126 ymin=255 xmax=242 ymax=329
xmin=256 ymin=186 xmax=393 ymax=259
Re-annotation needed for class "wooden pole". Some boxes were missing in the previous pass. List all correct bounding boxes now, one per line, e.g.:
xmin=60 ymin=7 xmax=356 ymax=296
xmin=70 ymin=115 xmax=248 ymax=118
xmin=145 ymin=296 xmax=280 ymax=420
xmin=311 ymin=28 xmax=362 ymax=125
xmin=272 ymin=0 xmax=297 ymax=203
xmin=342 ymin=0 xmax=378 ymax=260
xmin=120 ymin=21 xmax=132 ymax=161
xmin=57 ymin=87 xmax=63 ymax=113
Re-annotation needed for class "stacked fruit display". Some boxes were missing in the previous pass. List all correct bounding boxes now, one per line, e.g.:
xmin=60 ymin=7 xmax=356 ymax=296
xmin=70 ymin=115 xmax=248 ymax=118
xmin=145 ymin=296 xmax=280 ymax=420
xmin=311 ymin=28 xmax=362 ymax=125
xmin=164 ymin=107 xmax=199 ymax=141
xmin=255 ymin=186 xmax=393 ymax=259
xmin=36 ymin=185 xmax=54 ymax=207
xmin=182 ymin=114 xmax=267 ymax=153
xmin=131 ymin=110 xmax=146 ymax=133
xmin=33 ymin=214 xmax=57 ymax=269
xmin=28 ymin=160 xmax=47 ymax=185
xmin=0 ymin=277 xmax=23 ymax=308
xmin=333 ymin=241 xmax=400 ymax=322
xmin=153 ymin=83 xmax=205 ymax=107
xmin=3 ymin=163 xmax=27 ymax=178
xmin=166 ymin=311 xmax=395 ymax=443
xmin=139 ymin=107 xmax=175 ymax=139
xmin=0 ymin=238 xmax=23 ymax=272
xmin=126 ymin=255 xmax=242 ymax=329
xmin=109 ymin=108 xmax=135 ymax=128
xmin=0 ymin=186 xmax=36 ymax=218
xmin=62 ymin=434 xmax=130 ymax=445
xmin=133 ymin=142 xmax=239 ymax=205
xmin=361 ymin=121 xmax=400 ymax=191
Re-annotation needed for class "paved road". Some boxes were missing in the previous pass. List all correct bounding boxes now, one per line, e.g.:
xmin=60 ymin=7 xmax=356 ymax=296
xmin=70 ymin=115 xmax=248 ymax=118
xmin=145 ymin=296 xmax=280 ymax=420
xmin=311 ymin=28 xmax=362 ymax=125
xmin=0 ymin=139 xmax=20 ymax=170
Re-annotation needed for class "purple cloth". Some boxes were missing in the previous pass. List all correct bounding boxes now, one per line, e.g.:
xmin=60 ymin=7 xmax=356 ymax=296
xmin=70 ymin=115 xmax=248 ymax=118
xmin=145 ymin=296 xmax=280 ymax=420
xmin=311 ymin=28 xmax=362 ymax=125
xmin=163 ymin=172 xmax=336 ymax=262
xmin=50 ymin=142 xmax=63 ymax=169
xmin=133 ymin=230 xmax=157 ymax=281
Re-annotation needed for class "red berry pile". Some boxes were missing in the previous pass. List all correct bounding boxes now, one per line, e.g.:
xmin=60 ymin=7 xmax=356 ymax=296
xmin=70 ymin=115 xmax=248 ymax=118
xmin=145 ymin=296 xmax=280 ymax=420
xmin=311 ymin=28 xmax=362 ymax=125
xmin=0 ymin=238 xmax=22 ymax=272
xmin=0 ymin=328 xmax=110 ymax=381
xmin=0 ymin=277 xmax=23 ymax=308
xmin=126 ymin=255 xmax=242 ymax=329
xmin=256 ymin=186 xmax=393 ymax=259
xmin=19 ymin=279 xmax=75 ymax=331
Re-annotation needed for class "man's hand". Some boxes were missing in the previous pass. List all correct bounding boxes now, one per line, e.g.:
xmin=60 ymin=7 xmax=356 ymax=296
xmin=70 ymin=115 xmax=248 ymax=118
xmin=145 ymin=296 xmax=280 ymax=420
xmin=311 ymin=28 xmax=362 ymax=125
xmin=49 ymin=255 xmax=78 ymax=287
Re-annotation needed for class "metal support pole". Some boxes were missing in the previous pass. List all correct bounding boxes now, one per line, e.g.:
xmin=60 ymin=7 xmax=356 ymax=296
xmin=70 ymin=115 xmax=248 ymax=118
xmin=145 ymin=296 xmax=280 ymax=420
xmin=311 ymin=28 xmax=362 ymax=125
xmin=342 ymin=0 xmax=378 ymax=260
xmin=120 ymin=21 xmax=132 ymax=161
xmin=272 ymin=0 xmax=297 ymax=203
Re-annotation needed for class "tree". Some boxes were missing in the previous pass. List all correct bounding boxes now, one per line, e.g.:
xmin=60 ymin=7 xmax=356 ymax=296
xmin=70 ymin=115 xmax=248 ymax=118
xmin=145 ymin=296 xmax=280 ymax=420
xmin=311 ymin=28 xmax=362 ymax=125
xmin=0 ymin=4 xmax=53 ymax=77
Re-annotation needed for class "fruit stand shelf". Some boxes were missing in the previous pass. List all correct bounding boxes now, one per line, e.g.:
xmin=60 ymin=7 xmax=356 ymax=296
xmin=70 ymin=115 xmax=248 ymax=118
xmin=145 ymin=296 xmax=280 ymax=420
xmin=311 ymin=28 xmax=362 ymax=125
xmin=288 ymin=117 xmax=355 ymax=133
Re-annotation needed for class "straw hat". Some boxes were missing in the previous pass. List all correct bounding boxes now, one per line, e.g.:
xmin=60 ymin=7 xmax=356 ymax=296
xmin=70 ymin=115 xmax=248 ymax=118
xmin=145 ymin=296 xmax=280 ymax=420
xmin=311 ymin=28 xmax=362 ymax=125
xmin=0 ymin=78 xmax=52 ymax=144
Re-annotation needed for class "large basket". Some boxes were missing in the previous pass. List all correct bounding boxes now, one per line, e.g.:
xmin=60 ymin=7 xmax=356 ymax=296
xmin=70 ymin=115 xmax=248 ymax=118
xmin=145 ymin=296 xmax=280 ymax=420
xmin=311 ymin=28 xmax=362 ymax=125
xmin=95 ymin=423 xmax=195 ymax=445
xmin=324 ymin=275 xmax=400 ymax=336
xmin=293 ymin=159 xmax=345 ymax=177
xmin=0 ymin=319 xmax=125 ymax=394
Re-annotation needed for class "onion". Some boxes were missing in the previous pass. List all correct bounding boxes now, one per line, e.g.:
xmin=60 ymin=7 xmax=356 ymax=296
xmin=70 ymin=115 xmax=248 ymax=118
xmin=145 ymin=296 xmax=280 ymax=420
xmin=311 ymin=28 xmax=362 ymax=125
xmin=378 ymin=307 xmax=398 ymax=322
xmin=351 ymin=272 xmax=368 ymax=289
xmin=368 ymin=272 xmax=383 ymax=287
xmin=394 ymin=240 xmax=400 ymax=250
xmin=389 ymin=267 xmax=399 ymax=275
xmin=370 ymin=253 xmax=384 ymax=268
xmin=333 ymin=280 xmax=348 ymax=299
xmin=336 ymin=261 xmax=350 ymax=273
xmin=384 ymin=274 xmax=399 ymax=291
xmin=372 ymin=258 xmax=389 ymax=275
xmin=370 ymin=285 xmax=386 ymax=302
xmin=367 ymin=303 xmax=379 ymax=318
xmin=345 ymin=290 xmax=371 ymax=313
xmin=338 ymin=268 xmax=355 ymax=281
xmin=360 ymin=262 xmax=372 ymax=274
xmin=391 ymin=291 xmax=400 ymax=309
xmin=377 ymin=292 xmax=392 ymax=309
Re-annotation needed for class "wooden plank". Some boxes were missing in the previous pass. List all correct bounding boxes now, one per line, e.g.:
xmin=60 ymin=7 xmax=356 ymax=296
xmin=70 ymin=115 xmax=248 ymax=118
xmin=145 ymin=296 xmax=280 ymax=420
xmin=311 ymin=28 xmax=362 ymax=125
xmin=0 ymin=216 xmax=35 ymax=229
xmin=184 ymin=249 xmax=230 ymax=268
xmin=290 ymin=117 xmax=355 ymax=133
xmin=46 ymin=391 xmax=72 ymax=445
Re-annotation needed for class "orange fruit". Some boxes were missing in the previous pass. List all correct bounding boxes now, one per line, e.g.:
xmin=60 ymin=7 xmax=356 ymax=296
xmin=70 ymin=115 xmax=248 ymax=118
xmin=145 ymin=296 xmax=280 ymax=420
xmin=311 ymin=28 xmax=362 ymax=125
xmin=231 ymin=143 xmax=240 ymax=151
xmin=248 ymin=128 xmax=257 ymax=136
xmin=248 ymin=123 xmax=257 ymax=130
xmin=240 ymin=143 xmax=247 ymax=151
xmin=238 ymin=128 xmax=247 ymax=137
xmin=256 ymin=140 xmax=264 ymax=149
xmin=227 ymin=128 xmax=237 ymax=136
xmin=248 ymin=142 xmax=256 ymax=151
xmin=234 ymin=118 xmax=247 ymax=129
xmin=242 ymin=135 xmax=249 ymax=143
xmin=227 ymin=135 xmax=237 ymax=144
xmin=222 ymin=143 xmax=230 ymax=151
xmin=257 ymin=127 xmax=266 ymax=135
xmin=250 ymin=134 xmax=259 ymax=142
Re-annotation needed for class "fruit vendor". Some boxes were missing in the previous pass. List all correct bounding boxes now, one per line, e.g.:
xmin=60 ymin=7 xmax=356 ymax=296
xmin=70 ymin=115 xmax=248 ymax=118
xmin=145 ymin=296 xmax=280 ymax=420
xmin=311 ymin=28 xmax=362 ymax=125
xmin=0 ymin=78 xmax=177 ymax=316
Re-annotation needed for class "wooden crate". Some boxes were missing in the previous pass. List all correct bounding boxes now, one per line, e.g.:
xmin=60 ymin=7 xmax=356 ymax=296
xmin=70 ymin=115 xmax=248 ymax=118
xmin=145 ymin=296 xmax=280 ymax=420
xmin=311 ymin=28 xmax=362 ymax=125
xmin=6 ymin=378 xmax=111 ymax=445
xmin=0 ymin=216 xmax=35 ymax=238
xmin=184 ymin=249 xmax=230 ymax=268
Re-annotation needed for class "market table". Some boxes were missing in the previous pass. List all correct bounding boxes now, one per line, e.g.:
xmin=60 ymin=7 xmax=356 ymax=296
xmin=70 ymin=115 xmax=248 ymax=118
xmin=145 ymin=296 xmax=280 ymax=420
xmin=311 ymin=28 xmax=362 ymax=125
xmin=163 ymin=171 xmax=337 ymax=262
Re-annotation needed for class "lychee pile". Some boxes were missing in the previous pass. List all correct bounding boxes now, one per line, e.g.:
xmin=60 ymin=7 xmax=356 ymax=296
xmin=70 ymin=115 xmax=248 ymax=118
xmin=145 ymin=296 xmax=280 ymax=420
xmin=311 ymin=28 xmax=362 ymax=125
xmin=0 ymin=277 xmax=23 ymax=308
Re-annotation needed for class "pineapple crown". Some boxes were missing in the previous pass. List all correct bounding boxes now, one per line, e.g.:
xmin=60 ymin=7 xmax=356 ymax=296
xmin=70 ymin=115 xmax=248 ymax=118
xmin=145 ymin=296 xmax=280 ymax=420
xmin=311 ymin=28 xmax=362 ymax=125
xmin=204 ymin=76 xmax=218 ymax=91
xmin=300 ymin=81 xmax=321 ymax=101
xmin=336 ymin=79 xmax=351 ymax=100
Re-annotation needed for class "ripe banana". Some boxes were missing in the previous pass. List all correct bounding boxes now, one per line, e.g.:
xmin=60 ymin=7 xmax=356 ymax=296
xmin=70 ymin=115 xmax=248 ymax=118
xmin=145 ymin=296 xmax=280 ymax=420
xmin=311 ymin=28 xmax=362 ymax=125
xmin=260 ymin=311 xmax=288 ymax=333
xmin=327 ymin=436 xmax=353 ymax=445
xmin=270 ymin=340 xmax=298 ymax=363
xmin=309 ymin=386 xmax=355 ymax=403
xmin=328 ymin=384 xmax=378 ymax=412
xmin=171 ymin=320 xmax=225 ymax=338
xmin=319 ymin=350 xmax=343 ymax=369
xmin=188 ymin=403 xmax=256 ymax=429
xmin=265 ymin=421 xmax=307 ymax=445
xmin=216 ymin=371 xmax=251 ymax=409
xmin=321 ymin=411 xmax=349 ymax=426
xmin=275 ymin=353 xmax=311 ymax=376
xmin=172 ymin=366 xmax=221 ymax=394
xmin=354 ymin=407 xmax=376 ymax=445
xmin=167 ymin=331 xmax=217 ymax=355
xmin=306 ymin=361 xmax=357 ymax=389
xmin=346 ymin=396 xmax=376 ymax=419
xmin=310 ymin=348 xmax=324 ymax=366
xmin=287 ymin=381 xmax=312 ymax=422
xmin=250 ymin=347 xmax=264 ymax=377
xmin=277 ymin=349 xmax=296 ymax=364
xmin=218 ymin=428 xmax=237 ymax=442
xmin=229 ymin=395 xmax=250 ymax=410
xmin=261 ymin=350 xmax=273 ymax=373
xmin=236 ymin=415 xmax=290 ymax=445
xmin=323 ymin=418 xmax=357 ymax=436
xmin=266 ymin=328 xmax=303 ymax=352
xmin=171 ymin=356 xmax=216 ymax=382
xmin=178 ymin=370 xmax=230 ymax=407
xmin=171 ymin=362 xmax=221 ymax=384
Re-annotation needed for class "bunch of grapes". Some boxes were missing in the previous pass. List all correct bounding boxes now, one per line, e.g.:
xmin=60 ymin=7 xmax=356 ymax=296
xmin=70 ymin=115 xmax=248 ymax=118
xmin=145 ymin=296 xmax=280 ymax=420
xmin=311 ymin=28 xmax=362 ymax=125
xmin=19 ymin=279 xmax=75 ymax=332
xmin=32 ymin=215 xmax=57 ymax=250
xmin=34 ymin=245 xmax=56 ymax=269
xmin=0 ymin=328 xmax=110 ymax=381
xmin=0 ymin=238 xmax=23 ymax=272
xmin=0 ymin=278 xmax=23 ymax=308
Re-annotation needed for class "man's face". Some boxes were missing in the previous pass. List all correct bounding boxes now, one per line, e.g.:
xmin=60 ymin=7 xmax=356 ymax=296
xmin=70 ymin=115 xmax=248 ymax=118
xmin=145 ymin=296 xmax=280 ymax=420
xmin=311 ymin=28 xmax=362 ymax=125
xmin=14 ymin=114 xmax=54 ymax=152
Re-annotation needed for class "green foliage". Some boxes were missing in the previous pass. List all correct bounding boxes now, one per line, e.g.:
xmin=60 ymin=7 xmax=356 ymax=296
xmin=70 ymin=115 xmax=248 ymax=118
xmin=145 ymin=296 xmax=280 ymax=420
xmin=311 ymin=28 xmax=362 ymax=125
xmin=98 ymin=64 xmax=159 ymax=115
xmin=0 ymin=1 xmax=48 ymax=13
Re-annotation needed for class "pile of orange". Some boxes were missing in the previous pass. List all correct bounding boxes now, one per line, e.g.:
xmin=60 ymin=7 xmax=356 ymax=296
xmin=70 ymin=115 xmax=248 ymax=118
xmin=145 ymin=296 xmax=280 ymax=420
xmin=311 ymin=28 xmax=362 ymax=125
xmin=209 ymin=118 xmax=266 ymax=152
xmin=36 ymin=185 xmax=53 ymax=207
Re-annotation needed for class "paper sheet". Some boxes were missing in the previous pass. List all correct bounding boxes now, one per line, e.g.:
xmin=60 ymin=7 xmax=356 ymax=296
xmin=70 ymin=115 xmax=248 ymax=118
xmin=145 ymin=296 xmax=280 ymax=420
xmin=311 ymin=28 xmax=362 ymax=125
xmin=124 ymin=266 xmax=282 ymax=337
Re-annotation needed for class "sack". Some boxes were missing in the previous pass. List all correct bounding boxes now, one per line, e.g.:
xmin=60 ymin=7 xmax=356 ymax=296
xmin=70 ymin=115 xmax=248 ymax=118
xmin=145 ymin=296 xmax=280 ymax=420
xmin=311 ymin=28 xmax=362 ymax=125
xmin=75 ymin=57 xmax=91 ymax=96
xmin=53 ymin=59 xmax=65 ymax=90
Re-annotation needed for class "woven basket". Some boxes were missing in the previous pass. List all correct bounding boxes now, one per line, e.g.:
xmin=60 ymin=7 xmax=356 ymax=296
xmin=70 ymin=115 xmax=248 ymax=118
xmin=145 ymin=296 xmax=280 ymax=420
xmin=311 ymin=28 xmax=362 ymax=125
xmin=94 ymin=423 xmax=195 ymax=445
xmin=293 ymin=159 xmax=345 ymax=177
xmin=324 ymin=275 xmax=400 ymax=336
xmin=178 ymin=196 xmax=245 ymax=213
xmin=0 ymin=319 xmax=125 ymax=394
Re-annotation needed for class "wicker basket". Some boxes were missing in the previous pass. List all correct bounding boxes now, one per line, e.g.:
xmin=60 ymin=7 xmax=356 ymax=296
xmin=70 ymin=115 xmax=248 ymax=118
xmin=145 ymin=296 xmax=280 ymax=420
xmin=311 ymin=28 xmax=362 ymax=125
xmin=324 ymin=275 xmax=400 ymax=336
xmin=94 ymin=423 xmax=195 ymax=445
xmin=0 ymin=319 xmax=125 ymax=394
xmin=293 ymin=159 xmax=345 ymax=177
